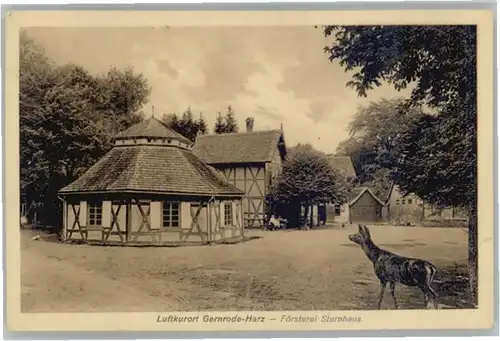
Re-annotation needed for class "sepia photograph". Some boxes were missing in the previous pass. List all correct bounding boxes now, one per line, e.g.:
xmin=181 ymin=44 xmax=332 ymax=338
xmin=3 ymin=8 xmax=495 ymax=334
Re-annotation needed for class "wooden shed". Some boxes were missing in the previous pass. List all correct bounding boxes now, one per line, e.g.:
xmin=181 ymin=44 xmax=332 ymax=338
xmin=348 ymin=187 xmax=386 ymax=224
xmin=58 ymin=117 xmax=245 ymax=246
xmin=193 ymin=119 xmax=287 ymax=228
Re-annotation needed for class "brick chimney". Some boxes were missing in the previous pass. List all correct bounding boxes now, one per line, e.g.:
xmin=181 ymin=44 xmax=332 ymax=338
xmin=245 ymin=117 xmax=254 ymax=132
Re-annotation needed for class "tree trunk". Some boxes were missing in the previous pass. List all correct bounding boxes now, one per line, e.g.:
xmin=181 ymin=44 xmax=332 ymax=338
xmin=309 ymin=203 xmax=313 ymax=229
xmin=303 ymin=203 xmax=309 ymax=228
xmin=293 ymin=201 xmax=301 ymax=228
xmin=468 ymin=205 xmax=478 ymax=307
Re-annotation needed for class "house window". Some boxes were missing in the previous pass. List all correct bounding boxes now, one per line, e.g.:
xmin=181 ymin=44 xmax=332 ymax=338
xmin=162 ymin=202 xmax=180 ymax=228
xmin=334 ymin=204 xmax=341 ymax=216
xmin=88 ymin=203 xmax=102 ymax=226
xmin=402 ymin=199 xmax=406 ymax=205
xmin=224 ymin=203 xmax=233 ymax=226
xmin=408 ymin=199 xmax=413 ymax=204
xmin=396 ymin=199 xmax=400 ymax=205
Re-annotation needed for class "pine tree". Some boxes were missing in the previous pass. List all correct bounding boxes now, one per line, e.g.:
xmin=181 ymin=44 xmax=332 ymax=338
xmin=162 ymin=108 xmax=206 ymax=141
xmin=161 ymin=113 xmax=180 ymax=132
xmin=223 ymin=105 xmax=239 ymax=133
xmin=197 ymin=113 xmax=208 ymax=135
xmin=180 ymin=107 xmax=195 ymax=140
xmin=214 ymin=112 xmax=226 ymax=134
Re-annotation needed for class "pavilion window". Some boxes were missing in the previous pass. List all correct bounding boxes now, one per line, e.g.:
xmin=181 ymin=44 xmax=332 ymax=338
xmin=162 ymin=202 xmax=180 ymax=228
xmin=88 ymin=202 xmax=102 ymax=226
xmin=334 ymin=204 xmax=341 ymax=216
xmin=224 ymin=203 xmax=233 ymax=226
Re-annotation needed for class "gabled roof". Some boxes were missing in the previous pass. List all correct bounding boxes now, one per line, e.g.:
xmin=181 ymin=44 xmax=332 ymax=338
xmin=386 ymin=182 xmax=421 ymax=203
xmin=114 ymin=117 xmax=193 ymax=145
xmin=386 ymin=182 xmax=397 ymax=203
xmin=193 ymin=130 xmax=286 ymax=164
xmin=59 ymin=118 xmax=244 ymax=197
xmin=348 ymin=186 xmax=386 ymax=207
xmin=327 ymin=155 xmax=357 ymax=179
xmin=377 ymin=185 xmax=393 ymax=203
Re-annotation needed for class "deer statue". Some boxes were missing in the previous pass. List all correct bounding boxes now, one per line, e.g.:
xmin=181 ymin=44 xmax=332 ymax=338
xmin=348 ymin=225 xmax=439 ymax=309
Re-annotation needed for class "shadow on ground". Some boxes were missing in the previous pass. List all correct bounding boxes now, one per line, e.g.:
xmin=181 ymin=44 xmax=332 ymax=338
xmin=32 ymin=229 xmax=263 ymax=247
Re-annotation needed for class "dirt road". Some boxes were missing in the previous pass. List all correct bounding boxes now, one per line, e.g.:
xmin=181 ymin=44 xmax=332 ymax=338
xmin=21 ymin=234 xmax=181 ymax=312
xmin=21 ymin=226 xmax=471 ymax=312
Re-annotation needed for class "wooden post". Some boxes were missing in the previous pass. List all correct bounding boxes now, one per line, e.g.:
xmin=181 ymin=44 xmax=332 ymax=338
xmin=309 ymin=203 xmax=313 ymax=229
xmin=62 ymin=200 xmax=67 ymax=241
xmin=208 ymin=201 xmax=212 ymax=243
xmin=126 ymin=200 xmax=131 ymax=242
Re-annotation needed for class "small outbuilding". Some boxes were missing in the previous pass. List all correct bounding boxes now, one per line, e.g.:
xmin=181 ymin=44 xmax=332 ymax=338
xmin=58 ymin=117 xmax=245 ymax=246
xmin=348 ymin=187 xmax=386 ymax=224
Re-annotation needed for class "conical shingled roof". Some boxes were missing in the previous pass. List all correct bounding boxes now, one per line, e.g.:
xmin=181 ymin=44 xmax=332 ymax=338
xmin=59 ymin=118 xmax=244 ymax=197
xmin=114 ymin=117 xmax=193 ymax=144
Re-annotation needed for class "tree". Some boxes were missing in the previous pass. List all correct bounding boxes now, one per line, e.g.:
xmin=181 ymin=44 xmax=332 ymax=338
xmin=214 ymin=106 xmax=239 ymax=134
xmin=336 ymin=98 xmax=425 ymax=197
xmin=180 ymin=107 xmax=196 ymax=140
xmin=94 ymin=66 xmax=150 ymax=139
xmin=214 ymin=111 xmax=226 ymax=134
xmin=321 ymin=25 xmax=478 ymax=303
xmin=197 ymin=113 xmax=208 ymax=135
xmin=395 ymin=112 xmax=475 ymax=208
xmin=19 ymin=32 xmax=150 ymax=229
xmin=268 ymin=144 xmax=349 ymax=228
xmin=162 ymin=107 xmax=208 ymax=141
xmin=223 ymin=105 xmax=239 ymax=133
xmin=20 ymin=63 xmax=107 ymax=228
xmin=161 ymin=112 xmax=181 ymax=132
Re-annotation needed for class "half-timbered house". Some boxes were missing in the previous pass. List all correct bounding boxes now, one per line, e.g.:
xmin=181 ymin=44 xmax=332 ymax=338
xmin=58 ymin=117 xmax=245 ymax=246
xmin=193 ymin=118 xmax=287 ymax=228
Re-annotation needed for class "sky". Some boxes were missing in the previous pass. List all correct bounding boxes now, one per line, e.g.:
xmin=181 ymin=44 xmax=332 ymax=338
xmin=26 ymin=26 xmax=411 ymax=153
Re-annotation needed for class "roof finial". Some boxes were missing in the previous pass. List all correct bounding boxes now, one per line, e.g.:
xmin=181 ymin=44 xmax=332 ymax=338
xmin=280 ymin=122 xmax=283 ymax=132
xmin=152 ymin=104 xmax=155 ymax=118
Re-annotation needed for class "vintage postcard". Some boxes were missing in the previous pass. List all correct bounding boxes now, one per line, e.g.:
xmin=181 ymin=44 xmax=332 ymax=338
xmin=3 ymin=6 xmax=496 ymax=335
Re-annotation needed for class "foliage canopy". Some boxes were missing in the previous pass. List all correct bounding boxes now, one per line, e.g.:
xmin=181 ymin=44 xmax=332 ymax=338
xmin=322 ymin=24 xmax=478 ymax=303
xmin=322 ymin=25 xmax=476 ymax=210
xmin=20 ymin=31 xmax=150 ymax=226
xmin=268 ymin=144 xmax=349 ymax=226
